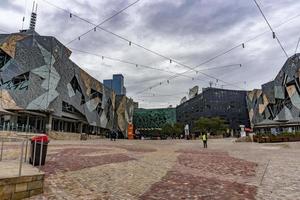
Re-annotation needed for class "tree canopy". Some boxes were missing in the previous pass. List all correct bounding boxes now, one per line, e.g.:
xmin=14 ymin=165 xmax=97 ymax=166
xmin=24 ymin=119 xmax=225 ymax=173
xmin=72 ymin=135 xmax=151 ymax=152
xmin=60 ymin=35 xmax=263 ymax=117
xmin=161 ymin=122 xmax=184 ymax=138
xmin=193 ymin=117 xmax=228 ymax=135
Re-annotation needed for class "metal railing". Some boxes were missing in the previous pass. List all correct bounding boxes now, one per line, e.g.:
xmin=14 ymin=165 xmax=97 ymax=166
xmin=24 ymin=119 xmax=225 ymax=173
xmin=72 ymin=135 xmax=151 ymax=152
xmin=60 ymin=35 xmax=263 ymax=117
xmin=0 ymin=134 xmax=45 ymax=177
xmin=0 ymin=122 xmax=44 ymax=133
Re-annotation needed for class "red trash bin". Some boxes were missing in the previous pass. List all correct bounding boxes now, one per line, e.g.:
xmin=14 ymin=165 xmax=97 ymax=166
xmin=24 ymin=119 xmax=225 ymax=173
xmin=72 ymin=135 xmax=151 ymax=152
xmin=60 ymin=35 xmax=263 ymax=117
xmin=29 ymin=134 xmax=49 ymax=166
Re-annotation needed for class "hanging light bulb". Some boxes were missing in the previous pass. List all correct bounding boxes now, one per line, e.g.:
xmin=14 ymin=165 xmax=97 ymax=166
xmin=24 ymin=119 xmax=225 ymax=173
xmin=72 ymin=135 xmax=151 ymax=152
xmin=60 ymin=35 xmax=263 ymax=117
xmin=129 ymin=41 xmax=131 ymax=46
xmin=242 ymin=43 xmax=245 ymax=48
xmin=272 ymin=32 xmax=276 ymax=39
xmin=94 ymin=27 xmax=96 ymax=32
xmin=170 ymin=59 xmax=172 ymax=64
xmin=167 ymin=80 xmax=170 ymax=84
xmin=136 ymin=64 xmax=138 ymax=67
xmin=70 ymin=13 xmax=72 ymax=18
xmin=159 ymin=82 xmax=162 ymax=85
xmin=78 ymin=37 xmax=80 ymax=41
xmin=239 ymin=64 xmax=242 ymax=67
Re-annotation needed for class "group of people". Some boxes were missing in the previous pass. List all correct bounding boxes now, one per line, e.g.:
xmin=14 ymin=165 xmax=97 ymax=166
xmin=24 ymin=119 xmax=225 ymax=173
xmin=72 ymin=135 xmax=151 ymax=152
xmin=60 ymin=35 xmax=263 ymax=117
xmin=185 ymin=124 xmax=208 ymax=148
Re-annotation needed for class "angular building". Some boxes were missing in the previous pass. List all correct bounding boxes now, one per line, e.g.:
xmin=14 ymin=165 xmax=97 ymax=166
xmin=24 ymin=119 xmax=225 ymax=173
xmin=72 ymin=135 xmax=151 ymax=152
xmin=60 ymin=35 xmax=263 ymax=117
xmin=176 ymin=87 xmax=250 ymax=133
xmin=0 ymin=30 xmax=135 ymax=135
xmin=247 ymin=54 xmax=300 ymax=133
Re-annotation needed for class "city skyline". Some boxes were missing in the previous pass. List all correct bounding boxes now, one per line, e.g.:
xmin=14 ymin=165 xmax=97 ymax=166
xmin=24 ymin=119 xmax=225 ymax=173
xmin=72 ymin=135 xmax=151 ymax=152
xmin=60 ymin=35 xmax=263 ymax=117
xmin=1 ymin=0 xmax=300 ymax=108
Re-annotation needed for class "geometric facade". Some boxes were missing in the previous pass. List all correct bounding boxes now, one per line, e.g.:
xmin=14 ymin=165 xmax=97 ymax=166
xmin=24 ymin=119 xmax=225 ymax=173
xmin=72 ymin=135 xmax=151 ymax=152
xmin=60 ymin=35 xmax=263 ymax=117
xmin=0 ymin=30 xmax=135 ymax=135
xmin=177 ymin=87 xmax=250 ymax=133
xmin=247 ymin=54 xmax=300 ymax=127
xmin=133 ymin=108 xmax=176 ymax=130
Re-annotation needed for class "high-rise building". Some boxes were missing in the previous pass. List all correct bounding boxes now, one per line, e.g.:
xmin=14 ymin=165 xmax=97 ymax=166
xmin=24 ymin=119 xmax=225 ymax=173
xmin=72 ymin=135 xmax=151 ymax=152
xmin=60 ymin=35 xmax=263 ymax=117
xmin=103 ymin=74 xmax=126 ymax=95
xmin=103 ymin=79 xmax=113 ymax=89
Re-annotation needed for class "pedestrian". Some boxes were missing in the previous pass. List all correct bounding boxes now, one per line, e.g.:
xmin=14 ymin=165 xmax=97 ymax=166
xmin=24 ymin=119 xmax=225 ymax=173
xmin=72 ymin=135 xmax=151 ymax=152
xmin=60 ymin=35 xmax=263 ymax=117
xmin=110 ymin=130 xmax=116 ymax=141
xmin=113 ymin=130 xmax=117 ymax=141
xmin=202 ymin=133 xmax=208 ymax=148
xmin=110 ymin=130 xmax=113 ymax=141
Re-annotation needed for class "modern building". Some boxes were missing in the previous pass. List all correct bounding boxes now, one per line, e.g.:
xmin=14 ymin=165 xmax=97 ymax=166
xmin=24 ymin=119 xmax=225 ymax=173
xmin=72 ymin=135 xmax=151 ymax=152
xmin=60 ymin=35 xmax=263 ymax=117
xmin=0 ymin=30 xmax=135 ymax=135
xmin=133 ymin=108 xmax=176 ymax=130
xmin=103 ymin=74 xmax=126 ymax=95
xmin=176 ymin=87 xmax=250 ymax=133
xmin=247 ymin=54 xmax=300 ymax=133
xmin=103 ymin=79 xmax=113 ymax=90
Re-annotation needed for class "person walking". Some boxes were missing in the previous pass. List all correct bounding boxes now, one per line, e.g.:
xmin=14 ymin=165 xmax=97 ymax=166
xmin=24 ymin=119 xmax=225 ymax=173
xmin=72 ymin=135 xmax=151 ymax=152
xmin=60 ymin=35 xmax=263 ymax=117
xmin=110 ymin=130 xmax=117 ymax=141
xmin=202 ymin=133 xmax=208 ymax=148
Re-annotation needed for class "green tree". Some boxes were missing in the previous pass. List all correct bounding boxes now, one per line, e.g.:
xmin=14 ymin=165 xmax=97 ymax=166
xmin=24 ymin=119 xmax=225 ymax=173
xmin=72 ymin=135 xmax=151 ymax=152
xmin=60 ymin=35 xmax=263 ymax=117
xmin=173 ymin=122 xmax=184 ymax=138
xmin=161 ymin=123 xmax=174 ymax=138
xmin=194 ymin=117 xmax=228 ymax=135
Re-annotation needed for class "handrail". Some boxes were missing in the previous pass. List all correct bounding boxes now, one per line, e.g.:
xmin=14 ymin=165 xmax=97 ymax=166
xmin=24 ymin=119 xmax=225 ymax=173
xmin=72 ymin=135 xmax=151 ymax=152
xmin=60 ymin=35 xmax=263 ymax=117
xmin=0 ymin=135 xmax=46 ymax=176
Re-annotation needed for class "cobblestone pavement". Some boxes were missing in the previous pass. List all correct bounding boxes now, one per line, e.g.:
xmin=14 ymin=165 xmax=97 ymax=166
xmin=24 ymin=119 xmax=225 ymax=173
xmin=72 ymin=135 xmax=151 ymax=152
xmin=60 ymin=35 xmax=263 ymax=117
xmin=3 ymin=138 xmax=295 ymax=200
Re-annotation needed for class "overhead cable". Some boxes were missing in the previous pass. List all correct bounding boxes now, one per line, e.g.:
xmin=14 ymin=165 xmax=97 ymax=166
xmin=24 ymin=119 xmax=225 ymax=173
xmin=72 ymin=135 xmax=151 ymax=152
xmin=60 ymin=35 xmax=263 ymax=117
xmin=252 ymin=0 xmax=288 ymax=58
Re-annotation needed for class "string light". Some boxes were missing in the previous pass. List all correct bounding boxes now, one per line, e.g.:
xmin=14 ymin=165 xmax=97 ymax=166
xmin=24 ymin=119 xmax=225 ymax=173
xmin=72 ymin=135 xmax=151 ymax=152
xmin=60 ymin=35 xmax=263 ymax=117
xmin=69 ymin=13 xmax=72 ymax=18
xmin=71 ymin=48 xmax=241 ymax=82
xmin=242 ymin=43 xmax=245 ymax=48
xmin=41 ymin=0 xmax=299 ymax=94
xmin=129 ymin=41 xmax=131 ymax=46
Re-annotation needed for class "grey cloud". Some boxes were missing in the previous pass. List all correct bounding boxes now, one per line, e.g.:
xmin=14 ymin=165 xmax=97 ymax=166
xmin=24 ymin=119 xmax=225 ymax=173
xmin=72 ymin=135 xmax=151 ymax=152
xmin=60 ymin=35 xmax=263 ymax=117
xmin=2 ymin=0 xmax=300 ymax=108
xmin=0 ymin=0 xmax=23 ymax=12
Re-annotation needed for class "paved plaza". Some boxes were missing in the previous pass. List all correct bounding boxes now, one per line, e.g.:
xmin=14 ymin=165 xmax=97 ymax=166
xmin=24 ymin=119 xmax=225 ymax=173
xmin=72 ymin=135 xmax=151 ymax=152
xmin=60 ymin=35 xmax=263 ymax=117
xmin=3 ymin=138 xmax=300 ymax=199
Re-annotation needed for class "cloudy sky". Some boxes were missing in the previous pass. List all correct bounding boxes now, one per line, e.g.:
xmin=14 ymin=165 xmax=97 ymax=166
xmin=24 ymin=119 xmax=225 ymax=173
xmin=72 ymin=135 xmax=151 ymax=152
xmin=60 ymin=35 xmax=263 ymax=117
xmin=1 ymin=0 xmax=300 ymax=108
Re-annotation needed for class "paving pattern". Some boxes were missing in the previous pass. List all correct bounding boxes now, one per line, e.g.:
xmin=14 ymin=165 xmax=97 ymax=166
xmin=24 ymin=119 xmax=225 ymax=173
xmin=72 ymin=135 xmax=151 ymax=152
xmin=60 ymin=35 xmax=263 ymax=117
xmin=1 ymin=139 xmax=297 ymax=199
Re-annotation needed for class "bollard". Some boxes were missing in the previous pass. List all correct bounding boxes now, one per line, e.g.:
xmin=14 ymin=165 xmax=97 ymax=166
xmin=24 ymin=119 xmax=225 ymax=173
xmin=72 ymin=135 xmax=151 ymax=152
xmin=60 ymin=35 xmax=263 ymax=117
xmin=19 ymin=140 xmax=25 ymax=176
xmin=32 ymin=140 xmax=37 ymax=166
xmin=39 ymin=140 xmax=43 ymax=171
xmin=24 ymin=139 xmax=29 ymax=162
xmin=28 ymin=138 xmax=31 ymax=163
xmin=0 ymin=138 xmax=3 ymax=161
